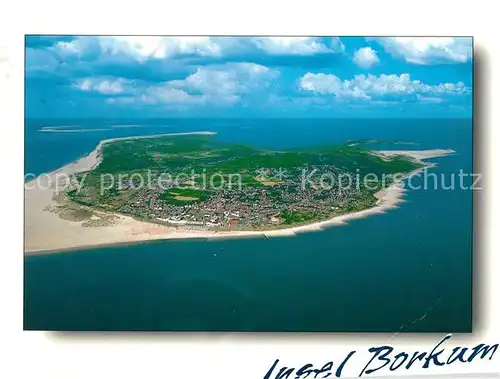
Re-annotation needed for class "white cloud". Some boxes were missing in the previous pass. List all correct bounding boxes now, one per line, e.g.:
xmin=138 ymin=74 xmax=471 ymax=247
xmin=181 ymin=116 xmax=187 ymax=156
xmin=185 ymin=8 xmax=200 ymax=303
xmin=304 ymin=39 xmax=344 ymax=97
xmin=55 ymin=38 xmax=104 ymax=58
xmin=299 ymin=72 xmax=469 ymax=101
xmin=74 ymin=78 xmax=130 ymax=94
xmin=57 ymin=37 xmax=223 ymax=61
xmin=250 ymin=37 xmax=343 ymax=55
xmin=101 ymin=37 xmax=222 ymax=60
xmin=56 ymin=40 xmax=87 ymax=55
xmin=300 ymin=73 xmax=344 ymax=95
xmin=105 ymin=62 xmax=279 ymax=106
xmin=167 ymin=62 xmax=278 ymax=96
xmin=371 ymin=37 xmax=472 ymax=65
xmin=55 ymin=36 xmax=344 ymax=61
xmin=353 ymin=47 xmax=379 ymax=68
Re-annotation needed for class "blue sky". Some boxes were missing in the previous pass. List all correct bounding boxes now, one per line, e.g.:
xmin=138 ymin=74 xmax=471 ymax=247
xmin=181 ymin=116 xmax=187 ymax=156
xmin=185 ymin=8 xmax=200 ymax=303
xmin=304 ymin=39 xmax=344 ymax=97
xmin=25 ymin=36 xmax=473 ymax=118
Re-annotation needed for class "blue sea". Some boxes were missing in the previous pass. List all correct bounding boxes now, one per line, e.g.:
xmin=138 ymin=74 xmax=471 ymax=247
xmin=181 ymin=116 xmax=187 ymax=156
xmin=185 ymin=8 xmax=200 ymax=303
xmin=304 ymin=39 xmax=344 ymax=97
xmin=24 ymin=118 xmax=473 ymax=331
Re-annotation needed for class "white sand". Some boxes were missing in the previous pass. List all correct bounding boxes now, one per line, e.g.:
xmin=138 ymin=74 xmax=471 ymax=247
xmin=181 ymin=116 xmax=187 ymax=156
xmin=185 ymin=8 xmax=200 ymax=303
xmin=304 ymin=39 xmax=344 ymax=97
xmin=24 ymin=138 xmax=454 ymax=255
xmin=40 ymin=128 xmax=111 ymax=133
xmin=373 ymin=149 xmax=455 ymax=162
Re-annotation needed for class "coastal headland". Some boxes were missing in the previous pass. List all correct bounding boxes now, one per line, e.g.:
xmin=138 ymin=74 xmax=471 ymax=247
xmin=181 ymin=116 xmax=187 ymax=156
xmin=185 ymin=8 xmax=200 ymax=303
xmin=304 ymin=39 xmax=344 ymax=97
xmin=24 ymin=132 xmax=455 ymax=254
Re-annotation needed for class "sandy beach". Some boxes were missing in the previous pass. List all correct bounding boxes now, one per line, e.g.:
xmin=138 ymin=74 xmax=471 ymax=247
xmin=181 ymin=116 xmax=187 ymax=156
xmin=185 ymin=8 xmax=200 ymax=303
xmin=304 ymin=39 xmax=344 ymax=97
xmin=24 ymin=134 xmax=455 ymax=255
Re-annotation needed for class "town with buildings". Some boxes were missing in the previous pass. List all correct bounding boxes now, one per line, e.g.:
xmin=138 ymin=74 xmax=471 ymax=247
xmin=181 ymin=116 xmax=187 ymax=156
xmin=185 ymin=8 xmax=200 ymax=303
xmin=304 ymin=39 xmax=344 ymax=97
xmin=70 ymin=164 xmax=367 ymax=230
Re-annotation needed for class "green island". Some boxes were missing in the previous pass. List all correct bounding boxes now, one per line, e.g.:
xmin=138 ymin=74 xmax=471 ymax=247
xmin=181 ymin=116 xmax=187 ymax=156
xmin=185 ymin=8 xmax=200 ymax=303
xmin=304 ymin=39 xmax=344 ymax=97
xmin=64 ymin=134 xmax=424 ymax=230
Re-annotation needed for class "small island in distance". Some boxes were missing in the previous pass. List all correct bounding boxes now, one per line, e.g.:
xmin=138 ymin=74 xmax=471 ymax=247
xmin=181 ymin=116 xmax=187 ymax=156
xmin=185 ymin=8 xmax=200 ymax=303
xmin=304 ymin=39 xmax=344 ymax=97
xmin=24 ymin=132 xmax=454 ymax=254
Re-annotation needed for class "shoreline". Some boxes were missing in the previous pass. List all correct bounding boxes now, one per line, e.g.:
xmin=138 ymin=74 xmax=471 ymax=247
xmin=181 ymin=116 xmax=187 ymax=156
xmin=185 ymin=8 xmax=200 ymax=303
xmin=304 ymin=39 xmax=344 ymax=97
xmin=24 ymin=133 xmax=455 ymax=255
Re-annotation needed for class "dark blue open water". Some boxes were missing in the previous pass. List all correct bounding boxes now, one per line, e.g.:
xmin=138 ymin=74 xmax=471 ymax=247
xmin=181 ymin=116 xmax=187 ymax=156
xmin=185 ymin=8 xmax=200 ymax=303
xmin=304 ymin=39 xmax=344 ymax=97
xmin=24 ymin=118 xmax=473 ymax=331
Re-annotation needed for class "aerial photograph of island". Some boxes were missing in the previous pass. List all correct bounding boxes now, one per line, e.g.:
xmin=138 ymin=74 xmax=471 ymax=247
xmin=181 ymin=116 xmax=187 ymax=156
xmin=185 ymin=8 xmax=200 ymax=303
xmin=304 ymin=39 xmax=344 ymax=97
xmin=24 ymin=36 xmax=473 ymax=332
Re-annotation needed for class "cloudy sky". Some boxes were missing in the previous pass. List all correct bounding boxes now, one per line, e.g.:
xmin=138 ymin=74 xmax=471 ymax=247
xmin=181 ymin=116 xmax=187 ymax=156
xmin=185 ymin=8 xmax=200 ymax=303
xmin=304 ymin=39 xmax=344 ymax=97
xmin=26 ymin=36 xmax=473 ymax=118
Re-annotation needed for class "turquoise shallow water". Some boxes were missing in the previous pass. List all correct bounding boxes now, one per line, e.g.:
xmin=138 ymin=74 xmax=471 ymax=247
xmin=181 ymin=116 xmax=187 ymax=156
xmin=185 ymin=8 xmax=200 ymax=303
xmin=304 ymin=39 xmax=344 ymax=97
xmin=24 ymin=118 xmax=473 ymax=331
